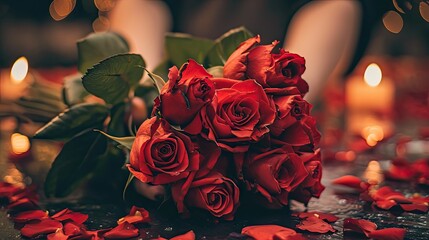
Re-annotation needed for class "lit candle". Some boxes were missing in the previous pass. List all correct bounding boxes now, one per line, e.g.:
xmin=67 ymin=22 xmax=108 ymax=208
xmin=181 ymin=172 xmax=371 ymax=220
xmin=346 ymin=63 xmax=395 ymax=141
xmin=0 ymin=56 xmax=32 ymax=101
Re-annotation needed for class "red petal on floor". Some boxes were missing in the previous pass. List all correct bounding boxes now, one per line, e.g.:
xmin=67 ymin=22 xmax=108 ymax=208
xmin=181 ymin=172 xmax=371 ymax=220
xmin=296 ymin=216 xmax=336 ymax=233
xmin=170 ymin=230 xmax=196 ymax=240
xmin=47 ymin=228 xmax=69 ymax=240
xmin=52 ymin=208 xmax=88 ymax=224
xmin=20 ymin=219 xmax=62 ymax=238
xmin=0 ymin=182 xmax=22 ymax=198
xmin=242 ymin=225 xmax=299 ymax=239
xmin=7 ymin=198 xmax=38 ymax=211
xmin=273 ymin=231 xmax=306 ymax=240
xmin=374 ymin=200 xmax=397 ymax=210
xmin=371 ymin=186 xmax=410 ymax=203
xmin=117 ymin=206 xmax=150 ymax=225
xmin=332 ymin=175 xmax=369 ymax=191
xmin=399 ymin=203 xmax=429 ymax=213
xmin=103 ymin=222 xmax=139 ymax=239
xmin=367 ymin=228 xmax=406 ymax=240
xmin=12 ymin=210 xmax=49 ymax=223
xmin=63 ymin=221 xmax=86 ymax=237
xmin=343 ymin=218 xmax=377 ymax=237
xmin=410 ymin=195 xmax=429 ymax=204
xmin=292 ymin=211 xmax=339 ymax=223
xmin=385 ymin=159 xmax=416 ymax=181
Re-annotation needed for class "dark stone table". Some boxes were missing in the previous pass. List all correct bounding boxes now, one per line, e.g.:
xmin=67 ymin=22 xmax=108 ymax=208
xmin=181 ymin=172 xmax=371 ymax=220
xmin=1 ymin=136 xmax=428 ymax=240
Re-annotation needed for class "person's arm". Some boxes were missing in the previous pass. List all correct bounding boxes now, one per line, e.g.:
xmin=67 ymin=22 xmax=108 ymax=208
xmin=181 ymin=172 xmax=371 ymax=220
xmin=284 ymin=0 xmax=362 ymax=103
xmin=109 ymin=0 xmax=172 ymax=70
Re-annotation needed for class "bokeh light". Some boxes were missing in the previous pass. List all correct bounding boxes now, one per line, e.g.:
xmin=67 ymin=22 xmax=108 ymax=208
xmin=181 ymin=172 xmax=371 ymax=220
xmin=10 ymin=57 xmax=29 ymax=83
xmin=420 ymin=2 xmax=429 ymax=22
xmin=11 ymin=133 xmax=31 ymax=155
xmin=50 ymin=0 xmax=76 ymax=21
xmin=364 ymin=63 xmax=382 ymax=87
xmin=383 ymin=10 xmax=404 ymax=34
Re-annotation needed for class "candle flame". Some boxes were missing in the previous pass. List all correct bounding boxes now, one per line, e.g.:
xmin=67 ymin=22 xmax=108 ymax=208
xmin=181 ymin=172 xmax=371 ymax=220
xmin=364 ymin=63 xmax=382 ymax=87
xmin=11 ymin=133 xmax=30 ymax=155
xmin=10 ymin=57 xmax=29 ymax=83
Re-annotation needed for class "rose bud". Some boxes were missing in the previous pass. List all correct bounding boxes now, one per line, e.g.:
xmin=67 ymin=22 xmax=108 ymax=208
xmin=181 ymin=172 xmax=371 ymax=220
xmin=155 ymin=59 xmax=215 ymax=134
xmin=173 ymin=172 xmax=240 ymax=220
xmin=129 ymin=117 xmax=199 ymax=185
xmin=223 ymin=35 xmax=260 ymax=80
xmin=204 ymin=80 xmax=276 ymax=152
xmin=243 ymin=148 xmax=308 ymax=208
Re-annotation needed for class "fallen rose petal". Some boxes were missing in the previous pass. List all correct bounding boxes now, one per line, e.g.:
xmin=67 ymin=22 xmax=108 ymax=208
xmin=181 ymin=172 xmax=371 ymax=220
xmin=74 ymin=229 xmax=111 ymax=240
xmin=385 ymin=159 xmax=416 ymax=181
xmin=332 ymin=175 xmax=369 ymax=191
xmin=13 ymin=210 xmax=49 ymax=223
xmin=296 ymin=216 xmax=336 ymax=233
xmin=399 ymin=203 xmax=429 ymax=213
xmin=368 ymin=228 xmax=406 ymax=240
xmin=0 ymin=182 xmax=22 ymax=198
xmin=343 ymin=218 xmax=377 ymax=237
xmin=371 ymin=186 xmax=410 ymax=203
xmin=64 ymin=221 xmax=86 ymax=237
xmin=170 ymin=230 xmax=196 ymax=240
xmin=273 ymin=231 xmax=306 ymax=240
xmin=47 ymin=228 xmax=68 ymax=240
xmin=117 ymin=206 xmax=150 ymax=225
xmin=20 ymin=219 xmax=62 ymax=238
xmin=242 ymin=225 xmax=299 ymax=240
xmin=103 ymin=222 xmax=139 ymax=239
xmin=292 ymin=211 xmax=339 ymax=223
xmin=7 ymin=197 xmax=38 ymax=210
xmin=374 ymin=200 xmax=397 ymax=210
xmin=410 ymin=194 xmax=429 ymax=204
xmin=52 ymin=208 xmax=88 ymax=224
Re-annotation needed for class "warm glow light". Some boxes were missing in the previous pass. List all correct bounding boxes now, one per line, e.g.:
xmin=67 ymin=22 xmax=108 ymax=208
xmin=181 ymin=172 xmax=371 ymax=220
xmin=420 ymin=2 xmax=429 ymax=22
xmin=94 ymin=0 xmax=116 ymax=12
xmin=362 ymin=125 xmax=384 ymax=147
xmin=10 ymin=57 xmax=29 ymax=83
xmin=92 ymin=16 xmax=110 ymax=32
xmin=50 ymin=0 xmax=76 ymax=21
xmin=11 ymin=133 xmax=31 ymax=155
xmin=364 ymin=160 xmax=383 ymax=185
xmin=364 ymin=63 xmax=382 ymax=87
xmin=383 ymin=11 xmax=403 ymax=34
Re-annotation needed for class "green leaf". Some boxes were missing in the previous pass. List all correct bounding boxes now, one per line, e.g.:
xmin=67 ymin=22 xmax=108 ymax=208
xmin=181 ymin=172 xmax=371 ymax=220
xmin=77 ymin=32 xmax=129 ymax=73
xmin=134 ymin=83 xmax=159 ymax=117
xmin=34 ymin=103 xmax=109 ymax=140
xmin=82 ymin=54 xmax=145 ymax=105
xmin=62 ymin=73 xmax=89 ymax=106
xmin=44 ymin=131 xmax=107 ymax=197
xmin=165 ymin=33 xmax=214 ymax=66
xmin=205 ymin=27 xmax=254 ymax=67
xmin=107 ymin=103 xmax=128 ymax=137
xmin=95 ymin=130 xmax=135 ymax=150
xmin=123 ymin=173 xmax=135 ymax=201
xmin=207 ymin=66 xmax=224 ymax=78
xmin=145 ymin=69 xmax=166 ymax=93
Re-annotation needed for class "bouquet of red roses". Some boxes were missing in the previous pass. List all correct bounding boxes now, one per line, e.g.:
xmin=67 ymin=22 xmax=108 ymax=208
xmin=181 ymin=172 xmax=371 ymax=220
xmin=129 ymin=35 xmax=323 ymax=220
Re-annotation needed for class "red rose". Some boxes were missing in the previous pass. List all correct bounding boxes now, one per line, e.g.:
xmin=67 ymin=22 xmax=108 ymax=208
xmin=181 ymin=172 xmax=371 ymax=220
xmin=243 ymin=147 xmax=308 ymax=208
xmin=269 ymin=94 xmax=312 ymax=137
xmin=172 ymin=172 xmax=240 ymax=220
xmin=203 ymin=80 xmax=276 ymax=152
xmin=290 ymin=149 xmax=325 ymax=204
xmin=155 ymin=59 xmax=215 ymax=133
xmin=223 ymin=36 xmax=308 ymax=94
xmin=129 ymin=117 xmax=199 ymax=184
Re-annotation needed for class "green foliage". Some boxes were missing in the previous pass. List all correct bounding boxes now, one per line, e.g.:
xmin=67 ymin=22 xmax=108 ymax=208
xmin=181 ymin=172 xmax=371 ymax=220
xmin=95 ymin=130 xmax=135 ymax=150
xmin=82 ymin=54 xmax=145 ymax=105
xmin=77 ymin=32 xmax=129 ymax=73
xmin=165 ymin=33 xmax=214 ymax=67
xmin=62 ymin=73 xmax=89 ymax=106
xmin=34 ymin=103 xmax=109 ymax=140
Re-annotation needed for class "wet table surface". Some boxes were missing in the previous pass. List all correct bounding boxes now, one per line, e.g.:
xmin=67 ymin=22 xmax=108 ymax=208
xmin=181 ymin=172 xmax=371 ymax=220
xmin=0 ymin=138 xmax=428 ymax=240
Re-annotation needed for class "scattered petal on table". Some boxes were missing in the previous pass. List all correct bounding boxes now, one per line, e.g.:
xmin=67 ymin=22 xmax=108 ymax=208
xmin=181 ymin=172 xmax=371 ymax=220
xmin=343 ymin=218 xmax=377 ymax=237
xmin=374 ymin=200 xmax=397 ymax=210
xmin=242 ymin=225 xmax=299 ymax=239
xmin=367 ymin=228 xmax=406 ymax=240
xmin=332 ymin=175 xmax=369 ymax=191
xmin=170 ymin=230 xmax=196 ymax=240
xmin=292 ymin=211 xmax=339 ymax=223
xmin=117 ymin=206 xmax=150 ymax=225
xmin=399 ymin=203 xmax=429 ymax=213
xmin=385 ymin=159 xmax=416 ymax=181
xmin=64 ymin=221 xmax=86 ymax=237
xmin=371 ymin=186 xmax=410 ymax=203
xmin=52 ymin=208 xmax=88 ymax=224
xmin=12 ymin=210 xmax=49 ymax=223
xmin=7 ymin=197 xmax=38 ymax=211
xmin=20 ymin=218 xmax=63 ymax=238
xmin=103 ymin=222 xmax=139 ymax=239
xmin=47 ymin=228 xmax=69 ymax=240
xmin=296 ymin=216 xmax=336 ymax=233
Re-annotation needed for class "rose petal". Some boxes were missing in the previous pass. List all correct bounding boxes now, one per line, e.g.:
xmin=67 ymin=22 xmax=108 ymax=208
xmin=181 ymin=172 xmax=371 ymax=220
xmin=103 ymin=222 xmax=139 ymax=239
xmin=20 ymin=219 xmax=62 ymax=238
xmin=343 ymin=218 xmax=377 ymax=237
xmin=7 ymin=197 xmax=38 ymax=211
xmin=371 ymin=187 xmax=410 ymax=203
xmin=47 ymin=228 xmax=69 ymax=240
xmin=292 ymin=211 xmax=339 ymax=223
xmin=367 ymin=228 xmax=406 ymax=240
xmin=13 ymin=210 xmax=49 ymax=223
xmin=52 ymin=208 xmax=88 ymax=224
xmin=399 ymin=203 xmax=429 ymax=213
xmin=296 ymin=216 xmax=336 ymax=233
xmin=117 ymin=206 xmax=150 ymax=225
xmin=374 ymin=200 xmax=397 ymax=210
xmin=170 ymin=230 xmax=196 ymax=240
xmin=64 ymin=221 xmax=86 ymax=237
xmin=242 ymin=225 xmax=299 ymax=240
xmin=332 ymin=175 xmax=369 ymax=191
